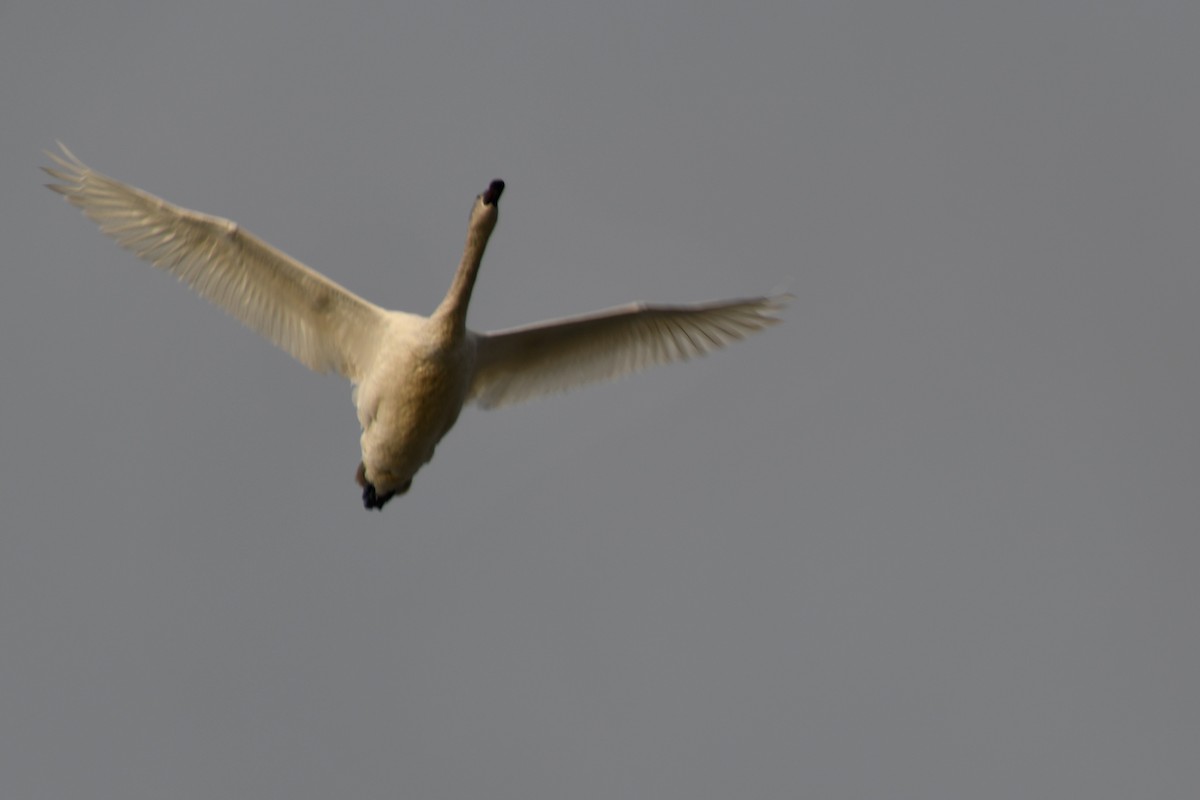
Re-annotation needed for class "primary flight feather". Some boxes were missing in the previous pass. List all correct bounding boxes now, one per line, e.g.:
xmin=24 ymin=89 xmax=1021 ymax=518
xmin=44 ymin=143 xmax=788 ymax=509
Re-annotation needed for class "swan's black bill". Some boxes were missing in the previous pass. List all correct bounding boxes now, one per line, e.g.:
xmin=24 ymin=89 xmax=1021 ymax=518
xmin=483 ymin=180 xmax=505 ymax=206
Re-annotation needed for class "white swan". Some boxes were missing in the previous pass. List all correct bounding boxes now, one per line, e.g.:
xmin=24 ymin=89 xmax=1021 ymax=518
xmin=44 ymin=144 xmax=789 ymax=509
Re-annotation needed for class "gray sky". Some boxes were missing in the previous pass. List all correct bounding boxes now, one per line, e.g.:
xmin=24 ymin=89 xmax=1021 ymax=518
xmin=2 ymin=2 xmax=1198 ymax=798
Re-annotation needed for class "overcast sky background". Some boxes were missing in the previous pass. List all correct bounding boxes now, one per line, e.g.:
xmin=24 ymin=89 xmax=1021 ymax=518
xmin=2 ymin=2 xmax=1198 ymax=798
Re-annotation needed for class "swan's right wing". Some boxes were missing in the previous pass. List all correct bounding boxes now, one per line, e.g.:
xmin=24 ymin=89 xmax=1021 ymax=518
xmin=468 ymin=294 xmax=789 ymax=409
xmin=44 ymin=144 xmax=389 ymax=381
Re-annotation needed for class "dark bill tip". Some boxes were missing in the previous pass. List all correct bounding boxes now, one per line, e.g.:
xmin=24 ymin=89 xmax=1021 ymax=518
xmin=483 ymin=179 xmax=505 ymax=206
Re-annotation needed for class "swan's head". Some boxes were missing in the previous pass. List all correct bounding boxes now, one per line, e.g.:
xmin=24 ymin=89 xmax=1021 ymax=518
xmin=482 ymin=179 xmax=505 ymax=206
xmin=469 ymin=179 xmax=505 ymax=242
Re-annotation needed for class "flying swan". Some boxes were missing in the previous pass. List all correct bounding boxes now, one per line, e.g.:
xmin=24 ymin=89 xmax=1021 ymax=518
xmin=44 ymin=144 xmax=788 ymax=509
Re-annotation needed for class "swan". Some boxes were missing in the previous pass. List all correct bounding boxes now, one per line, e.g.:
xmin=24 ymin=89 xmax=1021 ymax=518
xmin=44 ymin=144 xmax=789 ymax=509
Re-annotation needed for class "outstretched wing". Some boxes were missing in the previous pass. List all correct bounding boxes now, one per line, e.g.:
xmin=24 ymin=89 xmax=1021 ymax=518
xmin=44 ymin=143 xmax=389 ymax=381
xmin=468 ymin=294 xmax=789 ymax=409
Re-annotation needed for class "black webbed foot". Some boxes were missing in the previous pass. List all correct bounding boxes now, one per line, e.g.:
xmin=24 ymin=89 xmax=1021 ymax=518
xmin=362 ymin=482 xmax=395 ymax=511
xmin=355 ymin=462 xmax=410 ymax=510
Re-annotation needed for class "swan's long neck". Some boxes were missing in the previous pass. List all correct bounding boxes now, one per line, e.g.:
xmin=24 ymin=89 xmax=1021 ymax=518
xmin=432 ymin=224 xmax=491 ymax=336
xmin=431 ymin=182 xmax=502 ymax=338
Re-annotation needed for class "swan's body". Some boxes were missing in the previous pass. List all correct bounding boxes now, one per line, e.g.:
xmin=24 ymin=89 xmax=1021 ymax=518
xmin=44 ymin=144 xmax=788 ymax=509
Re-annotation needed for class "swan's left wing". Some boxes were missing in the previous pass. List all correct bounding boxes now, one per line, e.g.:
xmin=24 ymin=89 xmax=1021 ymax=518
xmin=468 ymin=294 xmax=789 ymax=409
xmin=43 ymin=144 xmax=389 ymax=381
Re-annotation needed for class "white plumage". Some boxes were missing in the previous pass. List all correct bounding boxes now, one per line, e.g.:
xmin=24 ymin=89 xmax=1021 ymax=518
xmin=45 ymin=144 xmax=788 ymax=509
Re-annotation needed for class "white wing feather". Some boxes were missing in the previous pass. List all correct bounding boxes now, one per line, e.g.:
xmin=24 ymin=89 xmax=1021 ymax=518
xmin=43 ymin=144 xmax=388 ymax=381
xmin=468 ymin=294 xmax=790 ymax=409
